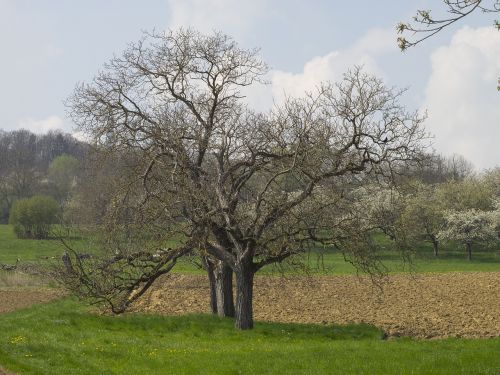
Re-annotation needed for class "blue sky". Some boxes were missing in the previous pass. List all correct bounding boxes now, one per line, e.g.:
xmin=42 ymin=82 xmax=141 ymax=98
xmin=0 ymin=1 xmax=499 ymax=169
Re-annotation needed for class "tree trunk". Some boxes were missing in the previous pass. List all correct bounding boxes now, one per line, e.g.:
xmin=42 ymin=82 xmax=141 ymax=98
xmin=234 ymin=261 xmax=254 ymax=330
xmin=203 ymin=257 xmax=218 ymax=315
xmin=432 ymin=239 xmax=439 ymax=257
xmin=466 ymin=242 xmax=472 ymax=261
xmin=214 ymin=262 xmax=235 ymax=318
xmin=203 ymin=257 xmax=235 ymax=317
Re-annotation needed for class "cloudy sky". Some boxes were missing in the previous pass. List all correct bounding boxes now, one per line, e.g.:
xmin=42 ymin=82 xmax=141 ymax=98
xmin=1 ymin=0 xmax=499 ymax=169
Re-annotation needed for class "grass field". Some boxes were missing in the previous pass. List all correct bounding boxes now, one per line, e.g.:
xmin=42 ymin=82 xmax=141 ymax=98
xmin=0 ymin=224 xmax=499 ymax=374
xmin=1 ymin=224 xmax=499 ymax=275
xmin=0 ymin=298 xmax=498 ymax=375
xmin=0 ymin=225 xmax=67 ymax=264
xmin=174 ymin=233 xmax=500 ymax=275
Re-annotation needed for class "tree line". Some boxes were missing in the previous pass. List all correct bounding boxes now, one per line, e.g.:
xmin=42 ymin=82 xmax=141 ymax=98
xmin=0 ymin=129 xmax=87 ymax=224
xmin=354 ymin=171 xmax=500 ymax=261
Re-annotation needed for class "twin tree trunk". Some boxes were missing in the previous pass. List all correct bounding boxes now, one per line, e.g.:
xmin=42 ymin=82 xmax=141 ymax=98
xmin=204 ymin=256 xmax=255 ymax=329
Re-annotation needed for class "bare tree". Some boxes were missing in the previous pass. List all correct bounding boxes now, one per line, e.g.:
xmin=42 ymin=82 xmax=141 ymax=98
xmin=68 ymin=29 xmax=428 ymax=329
xmin=0 ymin=129 xmax=87 ymax=222
xmin=402 ymin=153 xmax=475 ymax=184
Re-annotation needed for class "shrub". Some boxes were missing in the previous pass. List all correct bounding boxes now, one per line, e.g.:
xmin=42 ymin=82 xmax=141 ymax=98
xmin=8 ymin=195 xmax=59 ymax=239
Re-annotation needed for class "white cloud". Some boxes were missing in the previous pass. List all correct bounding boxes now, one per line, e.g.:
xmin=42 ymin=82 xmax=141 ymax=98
xmin=243 ymin=28 xmax=396 ymax=110
xmin=422 ymin=26 xmax=500 ymax=169
xmin=17 ymin=115 xmax=67 ymax=134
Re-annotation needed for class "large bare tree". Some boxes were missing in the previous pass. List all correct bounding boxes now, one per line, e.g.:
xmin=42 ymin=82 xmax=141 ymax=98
xmin=68 ymin=29 xmax=427 ymax=329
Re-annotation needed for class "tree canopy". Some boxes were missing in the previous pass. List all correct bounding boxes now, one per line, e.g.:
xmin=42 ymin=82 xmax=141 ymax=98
xmin=67 ymin=28 xmax=428 ymax=329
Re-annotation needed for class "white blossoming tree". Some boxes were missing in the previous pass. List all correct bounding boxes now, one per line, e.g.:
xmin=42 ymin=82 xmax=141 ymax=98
xmin=438 ymin=209 xmax=498 ymax=260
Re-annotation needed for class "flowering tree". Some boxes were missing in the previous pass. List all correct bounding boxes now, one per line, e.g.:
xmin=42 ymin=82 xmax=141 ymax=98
xmin=352 ymin=186 xmax=410 ymax=245
xmin=438 ymin=209 xmax=497 ymax=260
xmin=492 ymin=198 xmax=500 ymax=237
xmin=402 ymin=184 xmax=446 ymax=256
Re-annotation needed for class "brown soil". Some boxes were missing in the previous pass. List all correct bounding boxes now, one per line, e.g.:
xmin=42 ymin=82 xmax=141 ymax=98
xmin=0 ymin=273 xmax=498 ymax=339
xmin=0 ymin=367 xmax=17 ymax=375
xmin=0 ymin=288 xmax=62 ymax=314
xmin=130 ymin=272 xmax=500 ymax=339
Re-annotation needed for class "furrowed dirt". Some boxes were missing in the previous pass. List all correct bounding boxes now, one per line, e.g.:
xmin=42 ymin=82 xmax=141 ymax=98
xmin=0 ymin=272 xmax=498 ymax=339
xmin=130 ymin=272 xmax=500 ymax=339
xmin=0 ymin=288 xmax=62 ymax=314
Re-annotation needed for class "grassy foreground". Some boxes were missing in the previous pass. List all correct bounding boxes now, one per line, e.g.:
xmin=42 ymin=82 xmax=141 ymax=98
xmin=0 ymin=298 xmax=498 ymax=375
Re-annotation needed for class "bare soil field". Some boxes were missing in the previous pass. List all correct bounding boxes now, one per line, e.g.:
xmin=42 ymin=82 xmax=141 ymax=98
xmin=130 ymin=272 xmax=500 ymax=339
xmin=0 ymin=272 xmax=498 ymax=339
xmin=0 ymin=288 xmax=62 ymax=314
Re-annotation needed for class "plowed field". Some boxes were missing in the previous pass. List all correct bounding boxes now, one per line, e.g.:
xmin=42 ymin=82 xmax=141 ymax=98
xmin=0 ymin=273 xmax=498 ymax=339
xmin=0 ymin=288 xmax=62 ymax=314
xmin=130 ymin=272 xmax=500 ymax=339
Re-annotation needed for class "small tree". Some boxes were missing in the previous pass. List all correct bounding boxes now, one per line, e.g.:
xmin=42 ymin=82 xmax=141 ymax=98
xmin=438 ymin=209 xmax=497 ymax=260
xmin=9 ymin=195 xmax=59 ymax=239
xmin=402 ymin=184 xmax=446 ymax=256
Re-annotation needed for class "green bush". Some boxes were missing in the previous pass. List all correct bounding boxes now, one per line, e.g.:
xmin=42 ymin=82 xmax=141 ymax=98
xmin=8 ymin=195 xmax=59 ymax=239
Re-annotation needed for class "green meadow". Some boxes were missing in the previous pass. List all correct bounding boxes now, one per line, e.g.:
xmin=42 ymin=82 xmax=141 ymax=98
xmin=0 ymin=224 xmax=499 ymax=374
xmin=0 ymin=299 xmax=499 ymax=375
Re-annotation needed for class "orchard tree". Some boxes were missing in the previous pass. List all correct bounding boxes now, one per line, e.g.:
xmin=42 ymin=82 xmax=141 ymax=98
xmin=438 ymin=208 xmax=497 ymax=260
xmin=353 ymin=186 xmax=407 ymax=243
xmin=402 ymin=184 xmax=446 ymax=256
xmin=67 ymin=29 xmax=428 ymax=329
